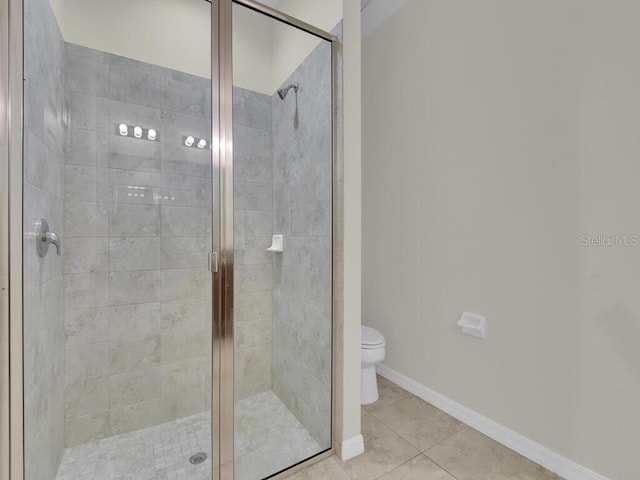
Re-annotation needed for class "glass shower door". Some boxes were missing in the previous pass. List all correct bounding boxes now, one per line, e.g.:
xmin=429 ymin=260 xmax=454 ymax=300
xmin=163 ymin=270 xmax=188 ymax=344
xmin=230 ymin=3 xmax=334 ymax=479
xmin=19 ymin=0 xmax=335 ymax=478
xmin=21 ymin=1 xmax=216 ymax=479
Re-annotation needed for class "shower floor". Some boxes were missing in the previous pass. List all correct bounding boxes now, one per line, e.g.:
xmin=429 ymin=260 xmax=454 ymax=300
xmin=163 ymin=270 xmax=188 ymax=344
xmin=55 ymin=391 xmax=321 ymax=480
xmin=234 ymin=391 xmax=323 ymax=479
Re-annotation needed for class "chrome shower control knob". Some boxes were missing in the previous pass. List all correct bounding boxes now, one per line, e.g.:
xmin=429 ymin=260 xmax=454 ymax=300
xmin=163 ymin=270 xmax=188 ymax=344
xmin=36 ymin=218 xmax=61 ymax=257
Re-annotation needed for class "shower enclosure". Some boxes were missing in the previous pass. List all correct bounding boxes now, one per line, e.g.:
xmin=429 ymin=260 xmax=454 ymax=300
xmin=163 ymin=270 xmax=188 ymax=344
xmin=0 ymin=0 xmax=340 ymax=479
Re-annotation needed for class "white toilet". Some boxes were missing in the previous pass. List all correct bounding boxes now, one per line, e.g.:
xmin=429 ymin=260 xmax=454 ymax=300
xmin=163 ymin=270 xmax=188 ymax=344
xmin=361 ymin=325 xmax=386 ymax=405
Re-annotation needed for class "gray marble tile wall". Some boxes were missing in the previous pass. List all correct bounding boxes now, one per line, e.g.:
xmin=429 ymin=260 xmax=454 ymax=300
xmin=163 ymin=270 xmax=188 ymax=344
xmin=62 ymin=44 xmax=213 ymax=446
xmin=233 ymin=87 xmax=274 ymax=400
xmin=23 ymin=0 xmax=66 ymax=478
xmin=271 ymin=40 xmax=333 ymax=447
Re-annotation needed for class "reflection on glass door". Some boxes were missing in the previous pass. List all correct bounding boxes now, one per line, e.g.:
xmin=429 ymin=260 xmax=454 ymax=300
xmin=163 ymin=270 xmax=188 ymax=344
xmin=231 ymin=3 xmax=334 ymax=479
xmin=22 ymin=1 xmax=214 ymax=479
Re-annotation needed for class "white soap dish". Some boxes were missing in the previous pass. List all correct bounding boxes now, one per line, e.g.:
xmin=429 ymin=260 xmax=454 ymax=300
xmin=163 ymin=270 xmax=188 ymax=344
xmin=267 ymin=234 xmax=284 ymax=252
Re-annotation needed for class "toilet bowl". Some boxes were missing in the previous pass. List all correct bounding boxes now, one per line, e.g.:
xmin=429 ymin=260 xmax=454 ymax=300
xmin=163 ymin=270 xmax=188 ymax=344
xmin=361 ymin=325 xmax=386 ymax=405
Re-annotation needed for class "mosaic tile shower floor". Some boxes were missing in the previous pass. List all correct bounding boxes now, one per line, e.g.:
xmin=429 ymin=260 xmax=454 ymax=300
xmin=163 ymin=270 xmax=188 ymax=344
xmin=55 ymin=391 xmax=321 ymax=480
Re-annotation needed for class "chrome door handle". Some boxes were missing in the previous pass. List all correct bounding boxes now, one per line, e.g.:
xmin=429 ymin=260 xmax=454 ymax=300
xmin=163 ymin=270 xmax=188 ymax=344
xmin=208 ymin=251 xmax=218 ymax=273
xmin=36 ymin=218 xmax=61 ymax=257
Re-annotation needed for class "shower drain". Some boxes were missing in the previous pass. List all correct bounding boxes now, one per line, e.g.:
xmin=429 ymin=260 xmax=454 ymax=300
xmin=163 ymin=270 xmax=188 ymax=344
xmin=189 ymin=452 xmax=208 ymax=465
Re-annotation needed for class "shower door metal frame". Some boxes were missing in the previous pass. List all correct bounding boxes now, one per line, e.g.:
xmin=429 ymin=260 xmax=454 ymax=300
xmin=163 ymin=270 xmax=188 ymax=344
xmin=0 ymin=0 xmax=9 ymax=477
xmin=211 ymin=2 xmax=223 ymax=479
xmin=1 ymin=0 xmax=25 ymax=477
xmin=214 ymin=0 xmax=232 ymax=477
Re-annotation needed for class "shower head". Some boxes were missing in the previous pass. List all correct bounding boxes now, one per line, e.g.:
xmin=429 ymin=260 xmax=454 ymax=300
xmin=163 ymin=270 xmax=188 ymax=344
xmin=277 ymin=83 xmax=298 ymax=100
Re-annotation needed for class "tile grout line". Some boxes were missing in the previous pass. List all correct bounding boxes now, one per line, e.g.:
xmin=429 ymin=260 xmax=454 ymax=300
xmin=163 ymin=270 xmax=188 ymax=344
xmin=367 ymin=387 xmax=471 ymax=456
xmin=420 ymin=452 xmax=464 ymax=480
xmin=366 ymin=394 xmax=460 ymax=453
xmin=402 ymin=411 xmax=469 ymax=480
xmin=363 ymin=384 xmax=468 ymax=480
xmin=420 ymin=425 xmax=470 ymax=455
xmin=361 ymin=387 xmax=410 ymax=415
xmin=371 ymin=453 xmax=423 ymax=480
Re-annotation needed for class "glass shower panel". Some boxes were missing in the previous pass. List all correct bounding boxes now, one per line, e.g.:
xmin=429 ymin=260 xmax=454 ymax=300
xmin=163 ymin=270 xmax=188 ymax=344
xmin=22 ymin=1 xmax=214 ymax=478
xmin=232 ymin=3 xmax=333 ymax=479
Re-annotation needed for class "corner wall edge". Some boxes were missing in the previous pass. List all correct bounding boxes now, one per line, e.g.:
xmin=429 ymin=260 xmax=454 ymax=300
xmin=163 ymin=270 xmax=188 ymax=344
xmin=340 ymin=434 xmax=364 ymax=461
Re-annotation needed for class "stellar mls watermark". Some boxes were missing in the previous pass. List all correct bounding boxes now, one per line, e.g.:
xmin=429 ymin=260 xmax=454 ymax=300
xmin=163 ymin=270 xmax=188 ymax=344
xmin=580 ymin=234 xmax=638 ymax=247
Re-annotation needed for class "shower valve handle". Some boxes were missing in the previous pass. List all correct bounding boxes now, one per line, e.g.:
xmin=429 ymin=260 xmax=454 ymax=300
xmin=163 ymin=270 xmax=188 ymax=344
xmin=36 ymin=218 xmax=61 ymax=257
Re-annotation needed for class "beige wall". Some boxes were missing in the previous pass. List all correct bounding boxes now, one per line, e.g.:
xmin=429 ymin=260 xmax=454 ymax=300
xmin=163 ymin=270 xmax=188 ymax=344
xmin=50 ymin=0 xmax=213 ymax=78
xmin=272 ymin=0 xmax=342 ymax=88
xmin=233 ymin=5 xmax=273 ymax=94
xmin=340 ymin=0 xmax=362 ymax=453
xmin=0 ymin=0 xmax=9 ymax=477
xmin=50 ymin=0 xmax=273 ymax=94
xmin=362 ymin=1 xmax=639 ymax=479
xmin=49 ymin=0 xmax=343 ymax=95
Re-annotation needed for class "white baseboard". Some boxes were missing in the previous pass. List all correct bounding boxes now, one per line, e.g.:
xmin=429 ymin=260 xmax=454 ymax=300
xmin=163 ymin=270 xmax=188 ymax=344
xmin=376 ymin=364 xmax=608 ymax=480
xmin=340 ymin=434 xmax=364 ymax=461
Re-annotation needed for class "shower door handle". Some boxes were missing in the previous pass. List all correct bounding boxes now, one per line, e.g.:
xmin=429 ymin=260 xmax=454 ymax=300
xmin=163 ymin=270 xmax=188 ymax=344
xmin=208 ymin=251 xmax=219 ymax=273
xmin=36 ymin=218 xmax=61 ymax=257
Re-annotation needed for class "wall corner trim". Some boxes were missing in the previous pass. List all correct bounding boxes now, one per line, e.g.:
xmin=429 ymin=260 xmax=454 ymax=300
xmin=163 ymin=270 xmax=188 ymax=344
xmin=340 ymin=434 xmax=364 ymax=461
xmin=376 ymin=364 xmax=610 ymax=480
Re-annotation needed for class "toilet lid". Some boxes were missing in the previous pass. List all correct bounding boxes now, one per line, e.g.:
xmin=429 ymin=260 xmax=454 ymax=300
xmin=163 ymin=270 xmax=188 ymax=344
xmin=361 ymin=326 xmax=385 ymax=347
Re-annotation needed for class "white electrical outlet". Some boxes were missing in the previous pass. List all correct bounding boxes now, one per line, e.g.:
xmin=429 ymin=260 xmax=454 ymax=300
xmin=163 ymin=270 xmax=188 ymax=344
xmin=457 ymin=312 xmax=486 ymax=338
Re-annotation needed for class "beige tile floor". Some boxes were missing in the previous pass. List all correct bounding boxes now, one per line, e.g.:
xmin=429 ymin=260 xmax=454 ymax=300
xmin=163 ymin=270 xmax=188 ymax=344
xmin=289 ymin=376 xmax=563 ymax=480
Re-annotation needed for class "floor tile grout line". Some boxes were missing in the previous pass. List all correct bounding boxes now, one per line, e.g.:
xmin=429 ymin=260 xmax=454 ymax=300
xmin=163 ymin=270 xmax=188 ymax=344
xmin=367 ymin=410 xmax=424 ymax=452
xmin=366 ymin=384 xmax=472 ymax=459
xmin=420 ymin=425 xmax=470 ymax=455
xmin=420 ymin=452 xmax=463 ymax=480
xmin=363 ymin=386 xmax=411 ymax=414
xmin=367 ymin=397 xmax=464 ymax=455
xmin=361 ymin=384 xmax=467 ymax=480
xmin=370 ymin=453 xmax=423 ymax=480
xmin=357 ymin=378 xmax=559 ymax=480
